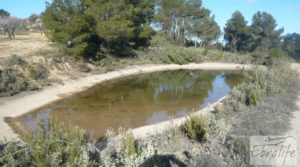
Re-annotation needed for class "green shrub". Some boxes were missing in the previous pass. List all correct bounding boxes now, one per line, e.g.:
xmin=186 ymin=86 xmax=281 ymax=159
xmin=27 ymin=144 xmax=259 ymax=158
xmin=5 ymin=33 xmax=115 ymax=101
xmin=6 ymin=55 xmax=26 ymax=66
xmin=182 ymin=115 xmax=208 ymax=142
xmin=0 ymin=68 xmax=36 ymax=96
xmin=202 ymin=46 xmax=209 ymax=56
xmin=121 ymin=131 xmax=137 ymax=156
xmin=269 ymin=48 xmax=284 ymax=59
xmin=1 ymin=119 xmax=99 ymax=166
xmin=150 ymin=33 xmax=172 ymax=47
xmin=0 ymin=141 xmax=31 ymax=166
xmin=0 ymin=118 xmax=100 ymax=166
xmin=230 ymin=62 xmax=297 ymax=106
xmin=27 ymin=64 xmax=48 ymax=80
xmin=207 ymin=116 xmax=231 ymax=143
xmin=26 ymin=118 xmax=89 ymax=166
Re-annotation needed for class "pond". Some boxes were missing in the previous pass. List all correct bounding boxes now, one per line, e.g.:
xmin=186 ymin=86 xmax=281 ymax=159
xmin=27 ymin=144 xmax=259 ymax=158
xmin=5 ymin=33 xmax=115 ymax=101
xmin=16 ymin=70 xmax=245 ymax=141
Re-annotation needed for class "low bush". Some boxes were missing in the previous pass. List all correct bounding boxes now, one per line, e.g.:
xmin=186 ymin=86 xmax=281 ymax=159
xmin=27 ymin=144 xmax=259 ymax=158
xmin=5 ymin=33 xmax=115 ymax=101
xmin=26 ymin=119 xmax=90 ymax=166
xmin=121 ymin=131 xmax=137 ymax=156
xmin=0 ymin=141 xmax=31 ymax=166
xmin=251 ymin=51 xmax=271 ymax=65
xmin=213 ymin=103 xmax=225 ymax=113
xmin=207 ymin=116 xmax=231 ymax=143
xmin=0 ymin=68 xmax=36 ymax=96
xmin=231 ymin=82 xmax=263 ymax=106
xmin=182 ymin=115 xmax=208 ymax=142
xmin=202 ymin=46 xmax=209 ymax=56
xmin=101 ymin=128 xmax=157 ymax=166
xmin=0 ymin=118 xmax=100 ymax=166
xmin=27 ymin=64 xmax=48 ymax=80
xmin=230 ymin=62 xmax=297 ymax=106
xmin=5 ymin=55 xmax=26 ymax=66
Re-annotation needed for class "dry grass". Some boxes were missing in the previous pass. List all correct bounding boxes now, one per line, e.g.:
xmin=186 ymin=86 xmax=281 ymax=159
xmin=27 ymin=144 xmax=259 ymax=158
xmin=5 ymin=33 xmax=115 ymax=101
xmin=0 ymin=33 xmax=53 ymax=59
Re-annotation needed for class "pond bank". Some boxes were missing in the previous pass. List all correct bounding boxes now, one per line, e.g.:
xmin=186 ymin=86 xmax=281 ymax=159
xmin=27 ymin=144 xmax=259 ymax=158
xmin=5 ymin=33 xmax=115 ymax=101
xmin=0 ymin=63 xmax=251 ymax=141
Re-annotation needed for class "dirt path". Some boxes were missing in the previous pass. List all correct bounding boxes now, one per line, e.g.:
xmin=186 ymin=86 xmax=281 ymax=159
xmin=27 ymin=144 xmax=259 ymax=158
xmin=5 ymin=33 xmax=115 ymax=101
xmin=0 ymin=63 xmax=251 ymax=141
xmin=0 ymin=33 xmax=53 ymax=59
xmin=286 ymin=63 xmax=300 ymax=165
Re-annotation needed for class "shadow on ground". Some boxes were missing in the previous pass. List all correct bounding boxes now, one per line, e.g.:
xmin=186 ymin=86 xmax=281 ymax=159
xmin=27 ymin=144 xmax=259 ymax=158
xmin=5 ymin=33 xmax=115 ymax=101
xmin=140 ymin=154 xmax=186 ymax=167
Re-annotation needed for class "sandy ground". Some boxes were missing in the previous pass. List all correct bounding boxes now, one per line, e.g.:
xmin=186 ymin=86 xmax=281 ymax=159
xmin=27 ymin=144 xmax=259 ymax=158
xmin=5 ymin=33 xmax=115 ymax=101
xmin=0 ymin=63 xmax=251 ymax=140
xmin=286 ymin=63 xmax=300 ymax=165
xmin=0 ymin=33 xmax=53 ymax=59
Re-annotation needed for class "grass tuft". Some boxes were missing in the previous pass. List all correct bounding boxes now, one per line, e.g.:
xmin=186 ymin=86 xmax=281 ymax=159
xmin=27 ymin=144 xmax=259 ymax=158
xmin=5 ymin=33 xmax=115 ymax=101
xmin=182 ymin=115 xmax=208 ymax=142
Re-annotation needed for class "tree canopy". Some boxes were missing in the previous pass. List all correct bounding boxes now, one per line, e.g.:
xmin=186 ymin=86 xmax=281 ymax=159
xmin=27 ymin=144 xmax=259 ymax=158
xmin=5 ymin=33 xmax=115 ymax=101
xmin=250 ymin=11 xmax=284 ymax=52
xmin=43 ymin=0 xmax=99 ymax=59
xmin=224 ymin=11 xmax=250 ymax=52
xmin=156 ymin=0 xmax=220 ymax=45
xmin=85 ymin=0 xmax=155 ymax=56
xmin=0 ymin=9 xmax=10 ymax=17
xmin=43 ymin=0 xmax=155 ymax=59
xmin=283 ymin=33 xmax=300 ymax=60
xmin=42 ymin=0 xmax=298 ymax=59
xmin=224 ymin=11 xmax=284 ymax=53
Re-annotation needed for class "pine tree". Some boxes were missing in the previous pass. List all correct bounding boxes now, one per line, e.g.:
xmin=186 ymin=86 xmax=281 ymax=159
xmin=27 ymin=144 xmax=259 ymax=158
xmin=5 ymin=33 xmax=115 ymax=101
xmin=43 ymin=0 xmax=155 ymax=58
xmin=157 ymin=0 xmax=220 ymax=45
xmin=283 ymin=33 xmax=300 ymax=59
xmin=85 ymin=0 xmax=154 ymax=56
xmin=250 ymin=11 xmax=284 ymax=51
xmin=188 ymin=8 xmax=220 ymax=46
xmin=224 ymin=11 xmax=250 ymax=52
xmin=43 ymin=0 xmax=99 ymax=59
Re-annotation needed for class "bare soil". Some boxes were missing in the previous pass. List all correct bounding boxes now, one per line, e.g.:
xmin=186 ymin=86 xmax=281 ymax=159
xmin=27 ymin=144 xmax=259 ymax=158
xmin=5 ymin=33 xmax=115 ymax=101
xmin=0 ymin=33 xmax=53 ymax=59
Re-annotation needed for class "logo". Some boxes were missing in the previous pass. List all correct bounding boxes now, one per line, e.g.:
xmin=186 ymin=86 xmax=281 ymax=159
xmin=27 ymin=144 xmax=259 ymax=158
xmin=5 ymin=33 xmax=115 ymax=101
xmin=250 ymin=136 xmax=298 ymax=166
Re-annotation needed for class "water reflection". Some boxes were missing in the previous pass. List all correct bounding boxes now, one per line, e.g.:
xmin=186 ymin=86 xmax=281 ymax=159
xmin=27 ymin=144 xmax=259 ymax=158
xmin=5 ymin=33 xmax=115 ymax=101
xmin=17 ymin=70 xmax=244 ymax=140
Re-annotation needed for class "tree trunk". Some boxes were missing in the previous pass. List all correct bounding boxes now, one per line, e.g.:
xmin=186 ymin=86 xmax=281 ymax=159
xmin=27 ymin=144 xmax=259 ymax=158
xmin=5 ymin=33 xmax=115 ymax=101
xmin=182 ymin=17 xmax=186 ymax=45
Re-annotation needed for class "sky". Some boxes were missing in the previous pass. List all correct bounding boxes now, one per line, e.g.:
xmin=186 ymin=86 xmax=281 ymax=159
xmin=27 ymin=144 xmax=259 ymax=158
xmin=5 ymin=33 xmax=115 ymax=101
xmin=0 ymin=0 xmax=299 ymax=35
xmin=203 ymin=0 xmax=300 ymax=35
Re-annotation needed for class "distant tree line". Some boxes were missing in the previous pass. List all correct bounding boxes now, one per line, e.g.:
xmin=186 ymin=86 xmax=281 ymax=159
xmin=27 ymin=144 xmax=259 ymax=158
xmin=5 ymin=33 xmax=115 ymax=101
xmin=224 ymin=11 xmax=283 ymax=53
xmin=42 ymin=0 xmax=222 ymax=59
xmin=223 ymin=10 xmax=300 ymax=60
xmin=19 ymin=0 xmax=298 ymax=60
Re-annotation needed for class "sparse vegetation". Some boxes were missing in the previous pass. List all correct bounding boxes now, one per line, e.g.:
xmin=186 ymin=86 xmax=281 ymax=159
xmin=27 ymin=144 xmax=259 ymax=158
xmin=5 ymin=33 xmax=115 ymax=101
xmin=0 ymin=68 xmax=36 ymax=96
xmin=0 ymin=118 xmax=100 ymax=166
xmin=1 ymin=0 xmax=300 ymax=166
xmin=182 ymin=114 xmax=208 ymax=142
xmin=5 ymin=55 xmax=26 ymax=66
xmin=213 ymin=103 xmax=225 ymax=113
xmin=230 ymin=61 xmax=297 ymax=106
xmin=121 ymin=131 xmax=137 ymax=156
xmin=27 ymin=64 xmax=48 ymax=80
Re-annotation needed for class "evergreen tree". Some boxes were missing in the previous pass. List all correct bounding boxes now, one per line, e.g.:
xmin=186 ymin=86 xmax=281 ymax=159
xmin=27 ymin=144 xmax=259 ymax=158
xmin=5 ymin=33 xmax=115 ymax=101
xmin=157 ymin=0 xmax=220 ymax=45
xmin=188 ymin=9 xmax=220 ymax=45
xmin=0 ymin=9 xmax=10 ymax=17
xmin=250 ymin=11 xmax=284 ymax=51
xmin=43 ymin=0 xmax=99 ymax=59
xmin=85 ymin=0 xmax=155 ymax=56
xmin=283 ymin=33 xmax=300 ymax=60
xmin=224 ymin=11 xmax=250 ymax=52
xmin=43 ymin=0 xmax=155 ymax=58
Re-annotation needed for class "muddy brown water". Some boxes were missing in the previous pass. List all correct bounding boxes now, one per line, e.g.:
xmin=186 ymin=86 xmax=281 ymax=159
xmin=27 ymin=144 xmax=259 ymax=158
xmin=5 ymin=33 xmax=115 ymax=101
xmin=16 ymin=70 xmax=245 ymax=141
